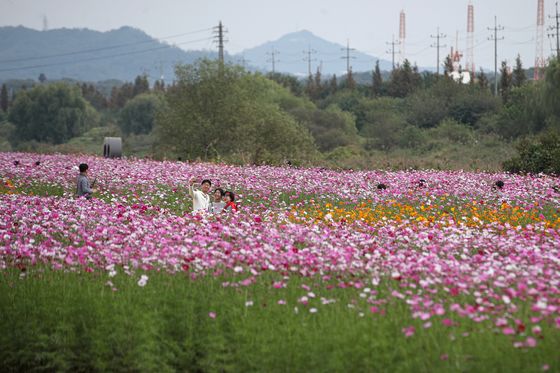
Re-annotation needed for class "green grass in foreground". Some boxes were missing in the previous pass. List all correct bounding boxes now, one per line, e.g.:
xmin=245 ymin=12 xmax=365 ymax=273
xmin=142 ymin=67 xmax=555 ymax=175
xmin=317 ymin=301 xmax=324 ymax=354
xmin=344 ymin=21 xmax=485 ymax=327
xmin=0 ymin=268 xmax=558 ymax=372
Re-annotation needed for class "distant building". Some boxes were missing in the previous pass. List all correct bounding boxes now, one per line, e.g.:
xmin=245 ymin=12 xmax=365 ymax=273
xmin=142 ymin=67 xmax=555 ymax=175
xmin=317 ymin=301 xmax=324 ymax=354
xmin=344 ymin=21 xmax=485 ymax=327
xmin=449 ymin=46 xmax=471 ymax=84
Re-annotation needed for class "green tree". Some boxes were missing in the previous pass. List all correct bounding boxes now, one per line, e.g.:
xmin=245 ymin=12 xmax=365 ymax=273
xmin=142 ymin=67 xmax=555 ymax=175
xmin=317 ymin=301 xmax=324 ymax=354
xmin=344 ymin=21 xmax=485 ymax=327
xmin=289 ymin=105 xmax=357 ymax=152
xmin=38 ymin=73 xmax=47 ymax=83
xmin=153 ymin=80 xmax=166 ymax=93
xmin=266 ymin=72 xmax=303 ymax=96
xmin=503 ymin=130 xmax=560 ymax=174
xmin=544 ymin=57 xmax=560 ymax=118
xmin=372 ymin=60 xmax=383 ymax=97
xmin=328 ymin=74 xmax=338 ymax=96
xmin=155 ymin=60 xmax=316 ymax=164
xmin=110 ymin=83 xmax=135 ymax=109
xmin=478 ymin=68 xmax=489 ymax=90
xmin=8 ymin=83 xmax=99 ymax=144
xmin=360 ymin=97 xmax=408 ymax=150
xmin=388 ymin=59 xmax=420 ymax=98
xmin=321 ymin=90 xmax=367 ymax=130
xmin=80 ymin=83 xmax=107 ymax=110
xmin=305 ymin=74 xmax=315 ymax=99
xmin=119 ymin=93 xmax=166 ymax=135
xmin=0 ymin=84 xmax=8 ymax=113
xmin=133 ymin=75 xmax=150 ymax=96
xmin=406 ymin=91 xmax=448 ymax=128
xmin=512 ymin=54 xmax=527 ymax=88
xmin=346 ymin=68 xmax=356 ymax=90
xmin=491 ymin=83 xmax=547 ymax=138
xmin=314 ymin=67 xmax=325 ymax=98
xmin=499 ymin=60 xmax=513 ymax=103
xmin=449 ymin=85 xmax=500 ymax=126
xmin=443 ymin=56 xmax=454 ymax=78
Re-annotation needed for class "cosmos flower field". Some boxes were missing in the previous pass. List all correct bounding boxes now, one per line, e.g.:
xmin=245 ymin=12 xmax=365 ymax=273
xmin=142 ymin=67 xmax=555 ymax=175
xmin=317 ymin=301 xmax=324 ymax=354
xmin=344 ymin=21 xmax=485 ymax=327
xmin=1 ymin=152 xmax=559 ymax=372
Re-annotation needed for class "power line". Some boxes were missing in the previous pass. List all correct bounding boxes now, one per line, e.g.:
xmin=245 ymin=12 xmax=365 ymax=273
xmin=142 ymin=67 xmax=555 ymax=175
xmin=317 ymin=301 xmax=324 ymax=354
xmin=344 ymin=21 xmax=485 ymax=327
xmin=340 ymin=39 xmax=356 ymax=81
xmin=213 ymin=21 xmax=228 ymax=64
xmin=0 ymin=27 xmax=213 ymax=64
xmin=266 ymin=48 xmax=279 ymax=73
xmin=303 ymin=46 xmax=317 ymax=76
xmin=430 ymin=27 xmax=447 ymax=76
xmin=0 ymin=36 xmax=213 ymax=73
xmin=502 ymin=24 xmax=537 ymax=32
xmin=488 ymin=15 xmax=504 ymax=96
xmin=386 ymin=34 xmax=401 ymax=70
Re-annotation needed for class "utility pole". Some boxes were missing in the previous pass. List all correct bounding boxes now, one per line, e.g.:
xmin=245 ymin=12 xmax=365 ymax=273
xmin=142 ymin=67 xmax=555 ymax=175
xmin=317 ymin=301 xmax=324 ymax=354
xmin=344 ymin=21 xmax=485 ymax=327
xmin=213 ymin=21 xmax=227 ymax=64
xmin=266 ymin=49 xmax=279 ymax=73
xmin=549 ymin=2 xmax=560 ymax=58
xmin=303 ymin=46 xmax=317 ymax=76
xmin=238 ymin=55 xmax=250 ymax=69
xmin=430 ymin=27 xmax=447 ymax=76
xmin=341 ymin=39 xmax=356 ymax=78
xmin=488 ymin=16 xmax=504 ymax=96
xmin=386 ymin=35 xmax=400 ymax=70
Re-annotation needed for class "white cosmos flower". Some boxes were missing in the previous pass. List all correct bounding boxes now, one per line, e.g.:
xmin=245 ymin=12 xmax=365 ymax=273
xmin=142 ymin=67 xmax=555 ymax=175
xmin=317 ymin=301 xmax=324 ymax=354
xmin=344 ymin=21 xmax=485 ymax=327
xmin=138 ymin=274 xmax=149 ymax=287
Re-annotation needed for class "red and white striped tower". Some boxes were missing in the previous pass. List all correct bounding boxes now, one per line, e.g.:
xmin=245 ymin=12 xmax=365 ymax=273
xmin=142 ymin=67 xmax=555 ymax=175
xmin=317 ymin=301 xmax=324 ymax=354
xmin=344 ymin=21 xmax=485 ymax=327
xmin=399 ymin=10 xmax=406 ymax=63
xmin=465 ymin=2 xmax=475 ymax=76
xmin=534 ymin=0 xmax=545 ymax=80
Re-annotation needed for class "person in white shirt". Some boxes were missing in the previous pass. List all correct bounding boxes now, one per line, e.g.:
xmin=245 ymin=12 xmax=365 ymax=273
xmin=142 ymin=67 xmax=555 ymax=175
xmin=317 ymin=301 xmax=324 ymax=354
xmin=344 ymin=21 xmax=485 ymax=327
xmin=189 ymin=178 xmax=211 ymax=212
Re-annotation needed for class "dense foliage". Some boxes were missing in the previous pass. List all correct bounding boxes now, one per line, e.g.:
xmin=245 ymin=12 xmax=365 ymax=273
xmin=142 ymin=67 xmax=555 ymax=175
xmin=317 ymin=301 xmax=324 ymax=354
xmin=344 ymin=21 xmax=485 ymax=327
xmin=8 ymin=83 xmax=99 ymax=144
xmin=155 ymin=60 xmax=317 ymax=164
xmin=1 ymin=57 xmax=560 ymax=171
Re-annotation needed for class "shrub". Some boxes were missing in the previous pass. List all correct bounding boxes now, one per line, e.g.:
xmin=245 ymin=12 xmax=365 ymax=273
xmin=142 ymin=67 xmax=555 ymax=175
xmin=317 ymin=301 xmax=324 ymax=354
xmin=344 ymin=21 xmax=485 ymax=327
xmin=503 ymin=131 xmax=560 ymax=174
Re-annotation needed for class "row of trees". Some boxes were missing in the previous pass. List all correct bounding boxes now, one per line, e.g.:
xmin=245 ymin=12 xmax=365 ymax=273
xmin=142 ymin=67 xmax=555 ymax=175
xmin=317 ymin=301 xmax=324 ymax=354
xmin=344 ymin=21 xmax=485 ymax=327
xmin=1 ymin=55 xmax=559 ymax=171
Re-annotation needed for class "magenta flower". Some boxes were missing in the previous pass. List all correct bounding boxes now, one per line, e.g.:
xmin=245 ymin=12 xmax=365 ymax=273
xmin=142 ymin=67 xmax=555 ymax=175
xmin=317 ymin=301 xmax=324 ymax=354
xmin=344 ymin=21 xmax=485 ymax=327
xmin=402 ymin=326 xmax=415 ymax=338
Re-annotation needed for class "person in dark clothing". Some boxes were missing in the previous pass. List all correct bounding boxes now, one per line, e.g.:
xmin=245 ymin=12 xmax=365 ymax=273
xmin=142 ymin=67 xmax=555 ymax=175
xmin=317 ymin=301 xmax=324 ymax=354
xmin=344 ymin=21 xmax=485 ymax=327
xmin=76 ymin=163 xmax=95 ymax=199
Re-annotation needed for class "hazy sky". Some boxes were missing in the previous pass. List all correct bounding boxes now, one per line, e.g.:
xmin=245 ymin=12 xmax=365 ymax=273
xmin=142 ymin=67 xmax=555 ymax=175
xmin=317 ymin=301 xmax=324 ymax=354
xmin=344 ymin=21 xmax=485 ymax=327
xmin=1 ymin=0 xmax=557 ymax=70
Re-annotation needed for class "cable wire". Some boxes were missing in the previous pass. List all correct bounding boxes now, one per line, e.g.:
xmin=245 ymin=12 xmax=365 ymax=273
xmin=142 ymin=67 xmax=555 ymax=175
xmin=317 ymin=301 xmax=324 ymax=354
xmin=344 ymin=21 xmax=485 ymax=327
xmin=0 ymin=27 xmax=213 ymax=64
xmin=0 ymin=36 xmax=214 ymax=73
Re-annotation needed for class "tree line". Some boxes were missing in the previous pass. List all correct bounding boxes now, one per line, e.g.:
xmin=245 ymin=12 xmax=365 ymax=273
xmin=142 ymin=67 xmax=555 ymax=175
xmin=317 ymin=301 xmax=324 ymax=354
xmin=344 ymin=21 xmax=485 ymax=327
xmin=1 ymin=55 xmax=559 ymax=172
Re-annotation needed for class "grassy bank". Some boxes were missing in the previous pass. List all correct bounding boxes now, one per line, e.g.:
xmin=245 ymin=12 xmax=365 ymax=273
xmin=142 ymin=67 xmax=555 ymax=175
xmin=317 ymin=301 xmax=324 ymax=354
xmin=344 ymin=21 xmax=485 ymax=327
xmin=1 ymin=268 xmax=557 ymax=372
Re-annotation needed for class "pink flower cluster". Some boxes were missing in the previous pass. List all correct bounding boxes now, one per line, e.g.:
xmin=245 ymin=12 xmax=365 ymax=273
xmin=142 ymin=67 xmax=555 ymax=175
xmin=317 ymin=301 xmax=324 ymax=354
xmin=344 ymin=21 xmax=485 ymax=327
xmin=1 ymin=152 xmax=559 ymax=347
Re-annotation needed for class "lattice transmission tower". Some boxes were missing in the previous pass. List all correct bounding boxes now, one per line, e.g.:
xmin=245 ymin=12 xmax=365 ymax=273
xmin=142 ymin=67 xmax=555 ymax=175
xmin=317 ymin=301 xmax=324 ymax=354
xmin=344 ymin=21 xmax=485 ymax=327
xmin=399 ymin=10 xmax=406 ymax=64
xmin=465 ymin=2 xmax=475 ymax=77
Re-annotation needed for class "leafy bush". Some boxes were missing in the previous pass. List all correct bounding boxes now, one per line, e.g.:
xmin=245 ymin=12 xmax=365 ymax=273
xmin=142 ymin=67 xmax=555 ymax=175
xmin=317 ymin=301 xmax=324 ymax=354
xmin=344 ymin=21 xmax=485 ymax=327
xmin=8 ymin=83 xmax=99 ymax=144
xmin=429 ymin=118 xmax=476 ymax=145
xmin=290 ymin=105 xmax=358 ymax=152
xmin=503 ymin=131 xmax=560 ymax=174
xmin=155 ymin=60 xmax=317 ymax=164
xmin=119 ymin=93 xmax=166 ymax=135
xmin=491 ymin=84 xmax=547 ymax=138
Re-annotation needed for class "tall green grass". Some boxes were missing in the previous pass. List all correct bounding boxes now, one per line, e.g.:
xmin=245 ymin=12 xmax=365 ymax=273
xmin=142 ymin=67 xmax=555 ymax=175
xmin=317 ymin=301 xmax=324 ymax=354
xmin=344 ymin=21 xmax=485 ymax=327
xmin=0 ymin=268 xmax=557 ymax=372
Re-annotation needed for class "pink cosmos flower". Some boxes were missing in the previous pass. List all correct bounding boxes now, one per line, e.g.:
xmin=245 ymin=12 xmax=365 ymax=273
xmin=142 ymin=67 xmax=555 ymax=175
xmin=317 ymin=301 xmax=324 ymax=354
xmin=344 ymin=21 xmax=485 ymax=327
xmin=402 ymin=326 xmax=415 ymax=338
xmin=442 ymin=319 xmax=454 ymax=327
xmin=208 ymin=312 xmax=216 ymax=319
xmin=502 ymin=327 xmax=515 ymax=335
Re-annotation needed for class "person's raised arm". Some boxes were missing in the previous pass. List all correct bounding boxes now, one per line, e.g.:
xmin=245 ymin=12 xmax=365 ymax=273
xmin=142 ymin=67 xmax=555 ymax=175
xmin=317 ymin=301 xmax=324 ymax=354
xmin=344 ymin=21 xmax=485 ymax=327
xmin=188 ymin=177 xmax=197 ymax=197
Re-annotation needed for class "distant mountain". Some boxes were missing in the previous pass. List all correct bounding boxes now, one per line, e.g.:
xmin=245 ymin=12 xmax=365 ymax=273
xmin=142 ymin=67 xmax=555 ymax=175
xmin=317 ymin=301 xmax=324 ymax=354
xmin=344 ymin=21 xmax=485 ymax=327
xmin=240 ymin=30 xmax=393 ymax=77
xmin=0 ymin=26 xmax=395 ymax=83
xmin=0 ymin=26 xmax=227 ymax=83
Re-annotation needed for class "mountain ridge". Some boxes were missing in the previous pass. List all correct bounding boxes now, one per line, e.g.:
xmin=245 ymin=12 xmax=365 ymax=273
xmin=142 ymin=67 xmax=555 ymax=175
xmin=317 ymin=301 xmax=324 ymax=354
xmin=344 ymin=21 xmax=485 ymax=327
xmin=0 ymin=26 xmax=394 ymax=82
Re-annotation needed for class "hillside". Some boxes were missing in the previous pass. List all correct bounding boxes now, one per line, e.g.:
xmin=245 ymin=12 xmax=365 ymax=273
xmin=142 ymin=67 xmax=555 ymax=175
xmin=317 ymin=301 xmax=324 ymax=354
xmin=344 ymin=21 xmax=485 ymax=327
xmin=0 ymin=26 xmax=396 ymax=82
xmin=241 ymin=30 xmax=392 ymax=76
xmin=0 ymin=26 xmax=223 ymax=82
